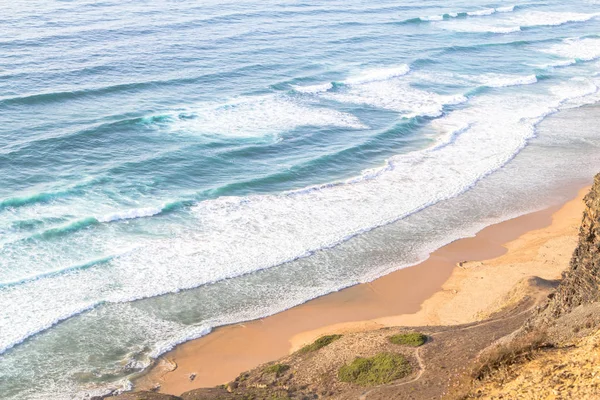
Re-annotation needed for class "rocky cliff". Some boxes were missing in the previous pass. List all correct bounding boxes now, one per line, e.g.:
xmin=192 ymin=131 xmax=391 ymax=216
xmin=540 ymin=173 xmax=600 ymax=320
xmin=463 ymin=174 xmax=600 ymax=399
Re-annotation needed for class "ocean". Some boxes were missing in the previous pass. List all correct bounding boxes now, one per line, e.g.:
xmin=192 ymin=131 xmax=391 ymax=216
xmin=1 ymin=0 xmax=599 ymax=398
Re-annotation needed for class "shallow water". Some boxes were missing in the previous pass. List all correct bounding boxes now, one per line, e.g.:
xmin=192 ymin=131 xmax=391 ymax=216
xmin=0 ymin=0 xmax=599 ymax=398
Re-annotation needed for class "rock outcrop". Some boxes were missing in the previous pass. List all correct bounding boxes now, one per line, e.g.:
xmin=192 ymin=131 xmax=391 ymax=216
xmin=541 ymin=173 xmax=600 ymax=320
xmin=463 ymin=175 xmax=600 ymax=399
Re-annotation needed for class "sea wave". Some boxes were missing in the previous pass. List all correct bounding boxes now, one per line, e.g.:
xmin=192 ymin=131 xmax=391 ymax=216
xmin=412 ymin=5 xmax=516 ymax=23
xmin=7 ymin=203 xmax=181 ymax=245
xmin=163 ymin=95 xmax=368 ymax=137
xmin=440 ymin=23 xmax=522 ymax=34
xmin=478 ymin=74 xmax=538 ymax=88
xmin=0 ymin=81 xmax=164 ymax=107
xmin=541 ymin=37 xmax=600 ymax=62
xmin=410 ymin=71 xmax=539 ymax=90
xmin=517 ymin=11 xmax=600 ymax=27
xmin=323 ymin=79 xmax=467 ymax=118
xmin=342 ymin=65 xmax=411 ymax=85
xmin=0 ymin=300 xmax=102 ymax=355
xmin=0 ymin=115 xmax=165 ymax=158
xmin=97 ymin=206 xmax=165 ymax=223
xmin=29 ymin=217 xmax=101 ymax=241
xmin=438 ymin=10 xmax=599 ymax=34
xmin=0 ymin=191 xmax=69 ymax=210
xmin=283 ymin=65 xmax=415 ymax=104
xmin=0 ymin=182 xmax=95 ymax=210
xmin=468 ymin=7 xmax=502 ymax=16
xmin=0 ymin=254 xmax=119 ymax=288
xmin=289 ymin=122 xmax=474 ymax=192
xmin=532 ymin=59 xmax=578 ymax=69
xmin=292 ymin=82 xmax=334 ymax=94
xmin=0 ymin=65 xmax=263 ymax=107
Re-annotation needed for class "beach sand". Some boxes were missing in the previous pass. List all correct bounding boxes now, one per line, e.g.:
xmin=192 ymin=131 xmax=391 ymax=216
xmin=137 ymin=185 xmax=589 ymax=396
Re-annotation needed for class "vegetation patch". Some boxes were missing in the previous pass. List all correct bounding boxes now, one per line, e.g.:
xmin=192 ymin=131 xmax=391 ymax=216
xmin=389 ymin=332 xmax=427 ymax=347
xmin=338 ymin=352 xmax=412 ymax=386
xmin=298 ymin=334 xmax=343 ymax=354
xmin=264 ymin=363 xmax=290 ymax=376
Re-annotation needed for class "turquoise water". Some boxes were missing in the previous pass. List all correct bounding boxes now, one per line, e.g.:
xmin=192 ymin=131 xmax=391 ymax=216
xmin=1 ymin=0 xmax=600 ymax=398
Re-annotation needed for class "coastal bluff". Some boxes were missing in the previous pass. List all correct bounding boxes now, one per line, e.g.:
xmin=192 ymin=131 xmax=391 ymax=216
xmin=459 ymin=173 xmax=600 ymax=399
xmin=542 ymin=173 xmax=600 ymax=319
xmin=105 ymin=174 xmax=600 ymax=400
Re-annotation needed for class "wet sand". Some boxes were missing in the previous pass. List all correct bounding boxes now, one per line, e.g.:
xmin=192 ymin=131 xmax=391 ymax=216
xmin=137 ymin=185 xmax=589 ymax=396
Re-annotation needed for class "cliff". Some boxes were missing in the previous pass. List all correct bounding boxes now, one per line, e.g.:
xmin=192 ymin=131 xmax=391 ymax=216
xmin=542 ymin=173 xmax=600 ymax=319
xmin=461 ymin=174 xmax=600 ymax=399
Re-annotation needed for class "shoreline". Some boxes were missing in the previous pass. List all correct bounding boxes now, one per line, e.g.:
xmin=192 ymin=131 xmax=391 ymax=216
xmin=136 ymin=183 xmax=590 ymax=396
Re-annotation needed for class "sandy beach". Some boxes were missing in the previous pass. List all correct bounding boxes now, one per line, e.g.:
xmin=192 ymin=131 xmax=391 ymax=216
xmin=137 ymin=184 xmax=590 ymax=396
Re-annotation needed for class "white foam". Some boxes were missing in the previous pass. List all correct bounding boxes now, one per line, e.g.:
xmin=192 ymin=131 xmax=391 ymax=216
xmin=440 ymin=21 xmax=521 ymax=34
xmin=478 ymin=74 xmax=538 ymax=88
xmin=0 ymin=299 xmax=100 ymax=355
xmin=421 ymin=5 xmax=515 ymax=21
xmin=343 ymin=65 xmax=410 ymax=85
xmin=541 ymin=37 xmax=600 ymax=62
xmin=421 ymin=14 xmax=444 ymax=21
xmin=487 ymin=26 xmax=522 ymax=34
xmin=518 ymin=11 xmax=599 ymax=27
xmin=169 ymin=95 xmax=367 ymax=137
xmin=549 ymin=77 xmax=599 ymax=102
xmin=323 ymin=65 xmax=467 ymax=118
xmin=324 ymin=80 xmax=467 ymax=118
xmin=496 ymin=6 xmax=516 ymax=13
xmin=292 ymin=82 xmax=333 ymax=94
xmin=411 ymin=71 xmax=537 ymax=89
xmin=467 ymin=8 xmax=496 ymax=16
xmin=409 ymin=70 xmax=475 ymax=85
xmin=0 ymin=253 xmax=118 ymax=288
xmin=98 ymin=206 xmax=165 ymax=223
xmin=539 ymin=59 xmax=578 ymax=68
xmin=439 ymin=11 xmax=598 ymax=34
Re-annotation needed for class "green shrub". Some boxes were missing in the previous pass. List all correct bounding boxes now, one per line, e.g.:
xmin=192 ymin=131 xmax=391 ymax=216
xmin=264 ymin=363 xmax=290 ymax=376
xmin=338 ymin=352 xmax=412 ymax=386
xmin=389 ymin=332 xmax=427 ymax=347
xmin=298 ymin=334 xmax=342 ymax=354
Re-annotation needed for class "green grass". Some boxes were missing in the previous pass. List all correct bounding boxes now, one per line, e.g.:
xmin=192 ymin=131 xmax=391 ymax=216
xmin=298 ymin=334 xmax=343 ymax=354
xmin=264 ymin=363 xmax=290 ymax=376
xmin=389 ymin=332 xmax=427 ymax=347
xmin=338 ymin=352 xmax=412 ymax=386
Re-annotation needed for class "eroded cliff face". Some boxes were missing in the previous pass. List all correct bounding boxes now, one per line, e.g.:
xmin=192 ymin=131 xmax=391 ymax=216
xmin=543 ymin=174 xmax=600 ymax=319
xmin=462 ymin=176 xmax=600 ymax=399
